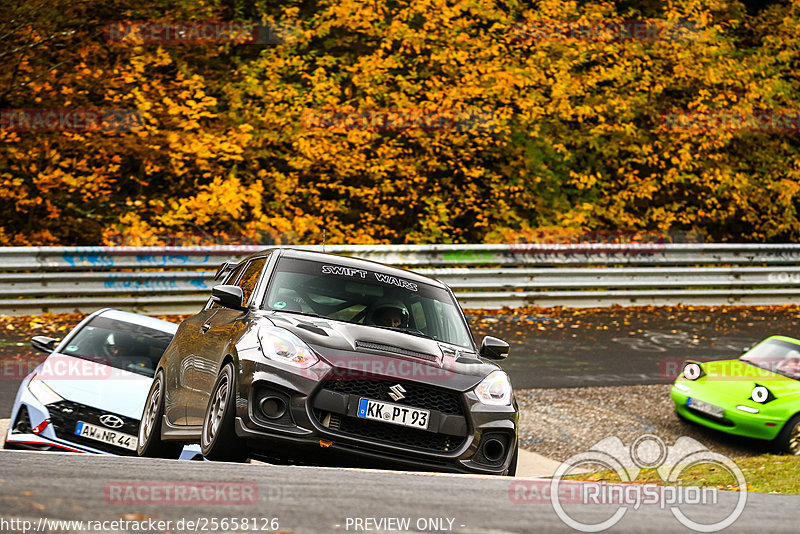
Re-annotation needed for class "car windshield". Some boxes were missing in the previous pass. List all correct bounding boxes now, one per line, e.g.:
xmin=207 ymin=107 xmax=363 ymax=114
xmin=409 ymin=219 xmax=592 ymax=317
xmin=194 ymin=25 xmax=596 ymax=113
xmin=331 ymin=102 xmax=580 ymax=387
xmin=59 ymin=316 xmax=174 ymax=377
xmin=740 ymin=338 xmax=800 ymax=381
xmin=263 ymin=257 xmax=473 ymax=348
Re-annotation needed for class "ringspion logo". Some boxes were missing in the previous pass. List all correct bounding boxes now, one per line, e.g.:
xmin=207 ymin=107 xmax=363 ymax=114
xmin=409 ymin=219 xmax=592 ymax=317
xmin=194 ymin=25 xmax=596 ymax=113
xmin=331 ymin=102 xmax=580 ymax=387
xmin=545 ymin=434 xmax=747 ymax=532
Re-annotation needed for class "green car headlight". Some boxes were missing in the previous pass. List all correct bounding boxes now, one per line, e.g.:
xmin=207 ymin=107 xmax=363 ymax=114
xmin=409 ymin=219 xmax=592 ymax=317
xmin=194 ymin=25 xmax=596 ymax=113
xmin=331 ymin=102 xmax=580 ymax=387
xmin=682 ymin=362 xmax=705 ymax=381
xmin=751 ymin=384 xmax=775 ymax=404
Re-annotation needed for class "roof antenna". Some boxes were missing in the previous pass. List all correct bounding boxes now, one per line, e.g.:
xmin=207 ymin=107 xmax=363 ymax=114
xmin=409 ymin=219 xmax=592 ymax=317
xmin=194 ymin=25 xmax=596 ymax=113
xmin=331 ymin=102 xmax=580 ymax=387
xmin=323 ymin=228 xmax=326 ymax=253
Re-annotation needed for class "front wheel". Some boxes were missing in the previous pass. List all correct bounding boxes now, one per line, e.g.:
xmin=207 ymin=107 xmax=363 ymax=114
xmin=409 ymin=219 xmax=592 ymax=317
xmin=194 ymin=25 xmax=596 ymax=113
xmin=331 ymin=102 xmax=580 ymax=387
xmin=201 ymin=362 xmax=245 ymax=461
xmin=774 ymin=414 xmax=800 ymax=455
xmin=137 ymin=370 xmax=181 ymax=458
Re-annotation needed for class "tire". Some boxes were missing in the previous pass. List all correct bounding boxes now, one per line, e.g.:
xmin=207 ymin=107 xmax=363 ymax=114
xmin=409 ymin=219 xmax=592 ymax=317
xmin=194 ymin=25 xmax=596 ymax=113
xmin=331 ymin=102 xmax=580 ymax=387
xmin=504 ymin=442 xmax=519 ymax=476
xmin=774 ymin=414 xmax=800 ymax=455
xmin=137 ymin=370 xmax=181 ymax=458
xmin=201 ymin=362 xmax=245 ymax=461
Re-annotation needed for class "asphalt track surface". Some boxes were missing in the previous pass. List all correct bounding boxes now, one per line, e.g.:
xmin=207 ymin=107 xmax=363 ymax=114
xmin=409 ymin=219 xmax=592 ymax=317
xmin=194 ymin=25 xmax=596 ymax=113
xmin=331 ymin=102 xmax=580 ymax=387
xmin=0 ymin=450 xmax=797 ymax=534
xmin=3 ymin=307 xmax=800 ymax=415
xmin=2 ymin=308 xmax=799 ymax=533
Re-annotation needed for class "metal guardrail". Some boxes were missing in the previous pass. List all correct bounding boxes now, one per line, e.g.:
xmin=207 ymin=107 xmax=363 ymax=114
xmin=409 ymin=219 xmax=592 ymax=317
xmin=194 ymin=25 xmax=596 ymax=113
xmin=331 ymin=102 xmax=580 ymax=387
xmin=1 ymin=244 xmax=800 ymax=314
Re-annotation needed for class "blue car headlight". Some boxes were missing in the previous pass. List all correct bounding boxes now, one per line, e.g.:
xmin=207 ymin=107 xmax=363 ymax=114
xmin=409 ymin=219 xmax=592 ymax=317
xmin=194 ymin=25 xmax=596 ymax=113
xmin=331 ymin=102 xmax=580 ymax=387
xmin=28 ymin=375 xmax=63 ymax=405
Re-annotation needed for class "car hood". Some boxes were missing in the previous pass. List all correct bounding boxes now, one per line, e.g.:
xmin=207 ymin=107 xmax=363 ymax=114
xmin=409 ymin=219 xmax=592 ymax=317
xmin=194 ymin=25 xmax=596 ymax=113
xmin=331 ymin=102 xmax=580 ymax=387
xmin=688 ymin=358 xmax=800 ymax=400
xmin=38 ymin=353 xmax=152 ymax=419
xmin=265 ymin=312 xmax=498 ymax=391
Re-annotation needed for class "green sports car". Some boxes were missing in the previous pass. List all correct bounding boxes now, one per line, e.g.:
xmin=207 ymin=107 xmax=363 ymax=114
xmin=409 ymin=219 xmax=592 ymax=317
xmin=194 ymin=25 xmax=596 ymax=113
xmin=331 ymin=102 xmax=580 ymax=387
xmin=671 ymin=335 xmax=800 ymax=455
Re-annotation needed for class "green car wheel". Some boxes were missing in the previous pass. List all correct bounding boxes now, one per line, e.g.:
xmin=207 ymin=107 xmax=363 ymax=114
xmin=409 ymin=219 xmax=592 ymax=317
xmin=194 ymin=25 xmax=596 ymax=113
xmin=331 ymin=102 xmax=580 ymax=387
xmin=775 ymin=414 xmax=800 ymax=455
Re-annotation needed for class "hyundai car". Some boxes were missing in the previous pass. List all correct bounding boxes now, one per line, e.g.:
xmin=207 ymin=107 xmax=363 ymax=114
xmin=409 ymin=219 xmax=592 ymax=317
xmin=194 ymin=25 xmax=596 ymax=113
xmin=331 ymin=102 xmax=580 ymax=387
xmin=5 ymin=308 xmax=200 ymax=459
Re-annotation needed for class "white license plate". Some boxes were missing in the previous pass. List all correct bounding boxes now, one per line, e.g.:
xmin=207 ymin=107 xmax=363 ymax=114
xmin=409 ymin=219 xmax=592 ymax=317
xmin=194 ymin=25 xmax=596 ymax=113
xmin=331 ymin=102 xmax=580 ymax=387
xmin=74 ymin=421 xmax=137 ymax=451
xmin=357 ymin=398 xmax=430 ymax=430
xmin=687 ymin=398 xmax=724 ymax=419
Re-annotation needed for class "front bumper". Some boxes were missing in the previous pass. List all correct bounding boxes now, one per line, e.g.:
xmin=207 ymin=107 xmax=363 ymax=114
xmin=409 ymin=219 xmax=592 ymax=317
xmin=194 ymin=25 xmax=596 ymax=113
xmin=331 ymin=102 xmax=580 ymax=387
xmin=670 ymin=385 xmax=785 ymax=441
xmin=5 ymin=375 xmax=201 ymax=459
xmin=5 ymin=375 xmax=111 ymax=454
xmin=234 ymin=356 xmax=518 ymax=475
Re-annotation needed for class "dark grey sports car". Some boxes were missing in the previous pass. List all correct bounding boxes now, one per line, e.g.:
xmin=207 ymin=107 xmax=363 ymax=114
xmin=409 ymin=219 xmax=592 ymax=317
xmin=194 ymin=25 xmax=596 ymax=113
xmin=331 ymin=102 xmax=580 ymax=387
xmin=137 ymin=248 xmax=518 ymax=475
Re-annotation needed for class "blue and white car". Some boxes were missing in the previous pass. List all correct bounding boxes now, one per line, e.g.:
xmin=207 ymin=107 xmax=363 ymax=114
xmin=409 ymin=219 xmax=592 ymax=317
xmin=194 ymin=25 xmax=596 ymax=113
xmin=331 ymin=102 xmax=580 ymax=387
xmin=4 ymin=308 xmax=199 ymax=459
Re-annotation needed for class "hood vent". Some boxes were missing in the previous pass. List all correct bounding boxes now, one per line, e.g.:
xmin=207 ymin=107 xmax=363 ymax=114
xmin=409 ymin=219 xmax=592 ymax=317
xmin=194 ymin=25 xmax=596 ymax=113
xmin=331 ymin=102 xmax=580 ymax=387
xmin=296 ymin=322 xmax=328 ymax=336
xmin=355 ymin=341 xmax=439 ymax=362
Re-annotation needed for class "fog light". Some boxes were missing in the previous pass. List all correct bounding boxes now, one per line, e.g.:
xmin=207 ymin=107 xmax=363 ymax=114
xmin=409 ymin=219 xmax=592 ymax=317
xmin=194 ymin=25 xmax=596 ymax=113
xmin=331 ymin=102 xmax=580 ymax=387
xmin=258 ymin=396 xmax=287 ymax=420
xmin=482 ymin=438 xmax=506 ymax=463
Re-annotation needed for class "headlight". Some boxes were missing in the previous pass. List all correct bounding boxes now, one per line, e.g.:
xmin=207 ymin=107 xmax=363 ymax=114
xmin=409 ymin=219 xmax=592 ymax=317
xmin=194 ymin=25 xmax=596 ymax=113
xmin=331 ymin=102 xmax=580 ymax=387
xmin=28 ymin=376 xmax=63 ymax=405
xmin=682 ymin=362 xmax=704 ymax=380
xmin=475 ymin=370 xmax=513 ymax=406
xmin=751 ymin=385 xmax=775 ymax=404
xmin=258 ymin=327 xmax=319 ymax=369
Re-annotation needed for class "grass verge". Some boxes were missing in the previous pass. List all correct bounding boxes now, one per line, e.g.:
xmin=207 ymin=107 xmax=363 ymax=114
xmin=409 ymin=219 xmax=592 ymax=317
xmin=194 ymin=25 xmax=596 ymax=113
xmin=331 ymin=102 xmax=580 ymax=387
xmin=567 ymin=454 xmax=800 ymax=494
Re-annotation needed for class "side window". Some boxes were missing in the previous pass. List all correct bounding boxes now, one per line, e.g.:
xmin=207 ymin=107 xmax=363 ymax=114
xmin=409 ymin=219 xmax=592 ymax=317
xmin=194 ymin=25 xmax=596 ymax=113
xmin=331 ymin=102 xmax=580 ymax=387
xmin=237 ymin=257 xmax=268 ymax=306
xmin=224 ymin=263 xmax=246 ymax=285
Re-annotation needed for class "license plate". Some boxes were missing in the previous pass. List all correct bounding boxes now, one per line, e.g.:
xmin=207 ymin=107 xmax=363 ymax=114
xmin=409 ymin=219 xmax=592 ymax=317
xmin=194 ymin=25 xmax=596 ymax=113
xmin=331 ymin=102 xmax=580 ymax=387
xmin=687 ymin=398 xmax=724 ymax=419
xmin=357 ymin=398 xmax=430 ymax=430
xmin=74 ymin=421 xmax=137 ymax=451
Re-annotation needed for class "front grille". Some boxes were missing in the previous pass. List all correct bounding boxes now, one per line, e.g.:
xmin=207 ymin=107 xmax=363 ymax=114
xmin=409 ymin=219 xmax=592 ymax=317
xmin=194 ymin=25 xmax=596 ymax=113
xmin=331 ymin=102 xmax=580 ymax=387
xmin=47 ymin=400 xmax=139 ymax=455
xmin=316 ymin=378 xmax=467 ymax=452
xmin=329 ymin=413 xmax=463 ymax=452
xmin=322 ymin=379 xmax=464 ymax=416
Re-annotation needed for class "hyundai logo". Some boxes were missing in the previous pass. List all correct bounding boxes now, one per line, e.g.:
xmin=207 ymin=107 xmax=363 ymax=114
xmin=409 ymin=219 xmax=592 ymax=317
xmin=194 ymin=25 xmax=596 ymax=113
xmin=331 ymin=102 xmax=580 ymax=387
xmin=99 ymin=414 xmax=124 ymax=429
xmin=388 ymin=384 xmax=406 ymax=402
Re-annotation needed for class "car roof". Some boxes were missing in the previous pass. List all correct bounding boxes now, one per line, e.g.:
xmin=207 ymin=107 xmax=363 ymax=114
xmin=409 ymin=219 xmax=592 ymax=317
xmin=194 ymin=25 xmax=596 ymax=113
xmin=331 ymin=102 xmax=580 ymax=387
xmin=240 ymin=248 xmax=448 ymax=289
xmin=94 ymin=308 xmax=178 ymax=335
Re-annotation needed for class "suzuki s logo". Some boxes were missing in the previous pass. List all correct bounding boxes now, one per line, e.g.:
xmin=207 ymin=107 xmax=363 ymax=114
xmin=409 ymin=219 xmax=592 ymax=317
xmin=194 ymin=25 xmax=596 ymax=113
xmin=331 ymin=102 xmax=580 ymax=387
xmin=99 ymin=414 xmax=124 ymax=429
xmin=388 ymin=384 xmax=406 ymax=402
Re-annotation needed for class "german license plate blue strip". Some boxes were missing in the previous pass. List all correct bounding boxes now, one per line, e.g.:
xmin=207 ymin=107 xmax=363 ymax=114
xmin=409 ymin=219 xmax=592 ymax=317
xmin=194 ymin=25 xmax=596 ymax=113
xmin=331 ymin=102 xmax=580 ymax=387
xmin=358 ymin=398 xmax=369 ymax=417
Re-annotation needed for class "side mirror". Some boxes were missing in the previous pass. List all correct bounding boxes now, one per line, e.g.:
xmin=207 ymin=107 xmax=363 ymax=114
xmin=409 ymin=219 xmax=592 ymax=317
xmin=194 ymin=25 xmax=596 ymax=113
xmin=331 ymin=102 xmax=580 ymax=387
xmin=212 ymin=285 xmax=245 ymax=310
xmin=479 ymin=336 xmax=509 ymax=360
xmin=31 ymin=336 xmax=58 ymax=354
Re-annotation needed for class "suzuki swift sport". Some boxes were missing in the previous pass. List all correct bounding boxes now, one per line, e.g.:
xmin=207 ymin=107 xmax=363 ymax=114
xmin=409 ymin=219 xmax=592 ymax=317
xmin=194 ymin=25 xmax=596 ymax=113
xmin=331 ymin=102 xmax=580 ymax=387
xmin=137 ymin=248 xmax=518 ymax=474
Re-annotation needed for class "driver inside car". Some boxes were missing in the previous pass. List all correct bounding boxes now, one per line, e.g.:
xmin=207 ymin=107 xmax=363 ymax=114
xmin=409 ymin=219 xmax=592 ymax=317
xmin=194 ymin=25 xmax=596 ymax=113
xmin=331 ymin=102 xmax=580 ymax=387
xmin=102 ymin=332 xmax=132 ymax=360
xmin=369 ymin=300 xmax=410 ymax=329
xmin=777 ymin=351 xmax=800 ymax=378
